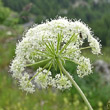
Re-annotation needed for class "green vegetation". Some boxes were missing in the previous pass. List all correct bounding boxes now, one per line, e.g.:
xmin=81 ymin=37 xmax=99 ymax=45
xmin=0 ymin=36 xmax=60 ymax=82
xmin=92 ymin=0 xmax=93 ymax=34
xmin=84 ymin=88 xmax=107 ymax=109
xmin=0 ymin=0 xmax=110 ymax=110
xmin=0 ymin=26 xmax=110 ymax=110
xmin=0 ymin=0 xmax=19 ymax=26
xmin=2 ymin=0 xmax=110 ymax=46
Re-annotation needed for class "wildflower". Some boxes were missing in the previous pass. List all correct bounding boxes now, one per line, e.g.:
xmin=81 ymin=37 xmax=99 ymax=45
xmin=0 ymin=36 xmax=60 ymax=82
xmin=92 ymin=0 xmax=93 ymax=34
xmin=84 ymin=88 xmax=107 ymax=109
xmin=10 ymin=57 xmax=26 ymax=79
xmin=88 ymin=36 xmax=101 ymax=54
xmin=77 ymin=56 xmax=92 ymax=78
xmin=19 ymin=73 xmax=35 ymax=93
xmin=10 ymin=17 xmax=101 ymax=110
xmin=34 ymin=68 xmax=52 ymax=89
xmin=10 ymin=17 xmax=101 ymax=93
xmin=53 ymin=74 xmax=72 ymax=90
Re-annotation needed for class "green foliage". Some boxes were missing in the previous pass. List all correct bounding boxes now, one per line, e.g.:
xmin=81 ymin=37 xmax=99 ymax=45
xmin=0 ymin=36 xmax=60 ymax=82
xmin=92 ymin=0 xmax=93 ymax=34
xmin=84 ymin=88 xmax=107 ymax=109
xmin=3 ymin=15 xmax=19 ymax=26
xmin=90 ymin=14 xmax=110 ymax=46
xmin=0 ymin=0 xmax=11 ymax=24
xmin=0 ymin=0 xmax=19 ymax=26
xmin=0 ymin=1 xmax=110 ymax=109
xmin=0 ymin=25 xmax=110 ymax=110
xmin=0 ymin=70 xmax=108 ymax=110
xmin=2 ymin=0 xmax=110 ymax=46
xmin=2 ymin=0 xmax=30 ymax=12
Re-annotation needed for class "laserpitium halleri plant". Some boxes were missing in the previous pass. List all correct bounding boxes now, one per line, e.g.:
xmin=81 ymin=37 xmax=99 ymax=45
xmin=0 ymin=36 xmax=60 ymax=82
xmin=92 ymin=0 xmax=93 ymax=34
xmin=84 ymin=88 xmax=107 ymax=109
xmin=10 ymin=17 xmax=101 ymax=110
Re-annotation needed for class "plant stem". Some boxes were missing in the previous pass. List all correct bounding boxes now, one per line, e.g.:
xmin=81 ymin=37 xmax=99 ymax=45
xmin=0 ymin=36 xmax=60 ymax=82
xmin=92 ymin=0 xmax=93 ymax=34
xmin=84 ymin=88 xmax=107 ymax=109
xmin=25 ymin=58 xmax=51 ymax=67
xmin=28 ymin=61 xmax=50 ymax=83
xmin=79 ymin=46 xmax=91 ymax=50
xmin=58 ymin=59 xmax=93 ymax=110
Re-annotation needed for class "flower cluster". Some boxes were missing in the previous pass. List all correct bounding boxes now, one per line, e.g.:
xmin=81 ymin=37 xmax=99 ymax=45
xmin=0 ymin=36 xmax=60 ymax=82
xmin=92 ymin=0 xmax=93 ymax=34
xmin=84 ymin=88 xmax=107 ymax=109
xmin=34 ymin=67 xmax=52 ymax=89
xmin=88 ymin=37 xmax=101 ymax=54
xmin=77 ymin=56 xmax=92 ymax=78
xmin=19 ymin=72 xmax=35 ymax=93
xmin=53 ymin=74 xmax=72 ymax=90
xmin=10 ymin=17 xmax=101 ymax=93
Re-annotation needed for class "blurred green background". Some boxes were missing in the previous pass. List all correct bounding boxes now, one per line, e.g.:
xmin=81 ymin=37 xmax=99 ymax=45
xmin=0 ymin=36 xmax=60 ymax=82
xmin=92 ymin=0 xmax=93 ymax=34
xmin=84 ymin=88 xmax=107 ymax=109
xmin=0 ymin=0 xmax=110 ymax=110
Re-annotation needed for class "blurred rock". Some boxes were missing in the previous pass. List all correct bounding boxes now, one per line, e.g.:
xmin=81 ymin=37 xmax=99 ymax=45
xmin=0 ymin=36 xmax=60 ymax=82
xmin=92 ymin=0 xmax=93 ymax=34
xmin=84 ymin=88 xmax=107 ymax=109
xmin=23 ymin=21 xmax=34 ymax=29
xmin=72 ymin=0 xmax=89 ymax=8
xmin=0 ymin=25 xmax=8 ymax=30
xmin=94 ymin=60 xmax=110 ymax=82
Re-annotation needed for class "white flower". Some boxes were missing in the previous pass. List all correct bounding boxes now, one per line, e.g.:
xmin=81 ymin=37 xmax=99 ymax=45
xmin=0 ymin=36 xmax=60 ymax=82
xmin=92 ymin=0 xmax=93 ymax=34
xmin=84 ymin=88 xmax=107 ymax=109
xmin=10 ymin=57 xmax=26 ymax=79
xmin=19 ymin=73 xmax=35 ymax=93
xmin=77 ymin=56 xmax=92 ymax=78
xmin=53 ymin=74 xmax=72 ymax=90
xmin=73 ymin=20 xmax=92 ymax=39
xmin=10 ymin=17 xmax=101 ymax=93
xmin=66 ymin=44 xmax=81 ymax=61
xmin=88 ymin=36 xmax=101 ymax=54
xmin=34 ymin=68 xmax=52 ymax=89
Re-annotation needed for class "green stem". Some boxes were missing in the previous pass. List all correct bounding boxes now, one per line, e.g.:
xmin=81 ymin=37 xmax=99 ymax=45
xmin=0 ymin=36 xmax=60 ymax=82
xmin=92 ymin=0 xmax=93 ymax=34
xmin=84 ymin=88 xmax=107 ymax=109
xmin=28 ymin=61 xmax=50 ymax=83
xmin=62 ymin=56 xmax=80 ymax=65
xmin=59 ymin=33 xmax=77 ymax=54
xmin=58 ymin=59 xmax=93 ymax=110
xmin=25 ymin=58 xmax=51 ymax=67
xmin=79 ymin=46 xmax=91 ymax=50
xmin=45 ymin=62 xmax=53 ymax=77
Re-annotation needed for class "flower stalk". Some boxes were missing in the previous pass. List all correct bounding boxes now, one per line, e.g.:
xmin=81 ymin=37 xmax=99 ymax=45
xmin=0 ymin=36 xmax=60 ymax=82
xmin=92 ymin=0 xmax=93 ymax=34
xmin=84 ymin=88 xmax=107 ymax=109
xmin=58 ymin=59 xmax=93 ymax=110
xmin=25 ymin=58 xmax=51 ymax=67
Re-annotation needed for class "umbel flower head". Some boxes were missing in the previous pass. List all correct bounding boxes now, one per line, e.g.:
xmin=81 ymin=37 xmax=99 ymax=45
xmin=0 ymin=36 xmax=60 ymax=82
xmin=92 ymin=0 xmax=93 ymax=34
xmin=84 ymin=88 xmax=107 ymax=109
xmin=10 ymin=17 xmax=101 ymax=93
